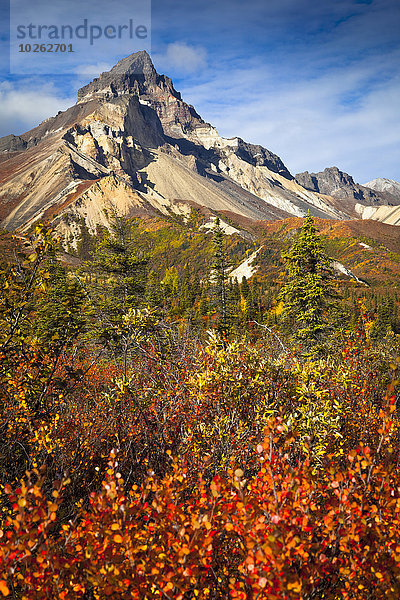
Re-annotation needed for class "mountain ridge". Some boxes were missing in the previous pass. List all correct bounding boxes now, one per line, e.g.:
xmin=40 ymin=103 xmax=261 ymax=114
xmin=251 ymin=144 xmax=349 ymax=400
xmin=294 ymin=166 xmax=397 ymax=207
xmin=0 ymin=50 xmax=398 ymax=243
xmin=363 ymin=178 xmax=400 ymax=200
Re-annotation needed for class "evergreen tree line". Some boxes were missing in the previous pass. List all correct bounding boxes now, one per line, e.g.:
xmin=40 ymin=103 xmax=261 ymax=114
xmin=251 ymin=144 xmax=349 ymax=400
xmin=5 ymin=213 xmax=399 ymax=374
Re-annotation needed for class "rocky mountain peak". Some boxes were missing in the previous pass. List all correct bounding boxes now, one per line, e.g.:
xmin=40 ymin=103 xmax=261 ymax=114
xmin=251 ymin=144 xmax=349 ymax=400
xmin=0 ymin=51 xmax=365 ymax=234
xmin=109 ymin=50 xmax=155 ymax=77
xmin=77 ymin=50 xmax=181 ymax=104
xmin=295 ymin=167 xmax=355 ymax=194
xmin=363 ymin=178 xmax=400 ymax=200
xmin=73 ymin=52 xmax=294 ymax=181
xmin=294 ymin=166 xmax=398 ymax=210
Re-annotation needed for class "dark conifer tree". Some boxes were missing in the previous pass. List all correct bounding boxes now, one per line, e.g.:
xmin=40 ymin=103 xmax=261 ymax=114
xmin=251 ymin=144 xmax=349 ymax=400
xmin=279 ymin=214 xmax=339 ymax=348
xmin=91 ymin=213 xmax=148 ymax=368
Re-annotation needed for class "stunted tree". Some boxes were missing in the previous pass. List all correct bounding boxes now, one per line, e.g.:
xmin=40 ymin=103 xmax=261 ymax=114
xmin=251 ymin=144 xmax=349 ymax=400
xmin=279 ymin=214 xmax=339 ymax=348
xmin=91 ymin=213 xmax=148 ymax=370
xmin=93 ymin=215 xmax=147 ymax=311
xmin=0 ymin=225 xmax=87 ymax=422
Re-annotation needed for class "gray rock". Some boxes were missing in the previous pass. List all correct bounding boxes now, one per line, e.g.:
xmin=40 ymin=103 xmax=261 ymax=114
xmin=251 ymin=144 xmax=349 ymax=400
xmin=235 ymin=139 xmax=292 ymax=179
xmin=77 ymin=50 xmax=180 ymax=103
xmin=363 ymin=178 xmax=400 ymax=202
xmin=0 ymin=134 xmax=27 ymax=153
xmin=295 ymin=166 xmax=398 ymax=206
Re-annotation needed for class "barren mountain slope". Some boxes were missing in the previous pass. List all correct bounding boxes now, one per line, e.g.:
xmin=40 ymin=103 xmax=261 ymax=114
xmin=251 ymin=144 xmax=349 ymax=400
xmin=0 ymin=51 xmax=356 ymax=241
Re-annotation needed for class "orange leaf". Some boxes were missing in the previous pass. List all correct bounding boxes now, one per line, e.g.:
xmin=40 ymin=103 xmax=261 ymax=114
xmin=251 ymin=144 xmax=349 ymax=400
xmin=0 ymin=581 xmax=10 ymax=597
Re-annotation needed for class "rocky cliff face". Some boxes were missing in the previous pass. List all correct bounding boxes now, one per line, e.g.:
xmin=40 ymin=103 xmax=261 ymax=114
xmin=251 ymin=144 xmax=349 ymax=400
xmin=0 ymin=134 xmax=27 ymax=153
xmin=0 ymin=51 xmax=374 ymax=240
xmin=295 ymin=167 xmax=355 ymax=196
xmin=294 ymin=167 xmax=397 ymax=215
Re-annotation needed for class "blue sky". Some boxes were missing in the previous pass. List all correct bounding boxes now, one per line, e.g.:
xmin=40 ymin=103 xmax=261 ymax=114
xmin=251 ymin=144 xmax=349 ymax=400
xmin=0 ymin=0 xmax=399 ymax=183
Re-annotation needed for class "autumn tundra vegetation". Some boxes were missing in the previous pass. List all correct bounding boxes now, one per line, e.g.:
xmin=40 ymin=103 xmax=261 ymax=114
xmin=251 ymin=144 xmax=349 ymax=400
xmin=1 ymin=214 xmax=400 ymax=599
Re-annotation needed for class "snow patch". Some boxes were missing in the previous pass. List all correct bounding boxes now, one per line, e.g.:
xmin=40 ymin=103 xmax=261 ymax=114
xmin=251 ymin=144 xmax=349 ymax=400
xmin=44 ymin=126 xmax=63 ymax=137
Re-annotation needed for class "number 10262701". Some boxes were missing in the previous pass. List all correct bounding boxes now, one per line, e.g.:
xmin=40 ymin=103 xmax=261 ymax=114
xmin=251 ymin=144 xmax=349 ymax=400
xmin=18 ymin=43 xmax=74 ymax=52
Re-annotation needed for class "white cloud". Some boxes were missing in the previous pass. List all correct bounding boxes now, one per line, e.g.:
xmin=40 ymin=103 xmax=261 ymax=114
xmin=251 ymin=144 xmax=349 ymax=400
xmin=178 ymin=56 xmax=400 ymax=183
xmin=74 ymin=62 xmax=113 ymax=76
xmin=154 ymin=42 xmax=207 ymax=75
xmin=0 ymin=80 xmax=75 ymax=137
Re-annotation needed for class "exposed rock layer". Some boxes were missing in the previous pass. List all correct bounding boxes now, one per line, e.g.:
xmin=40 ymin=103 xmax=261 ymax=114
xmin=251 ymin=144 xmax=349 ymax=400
xmin=0 ymin=51 xmax=396 ymax=238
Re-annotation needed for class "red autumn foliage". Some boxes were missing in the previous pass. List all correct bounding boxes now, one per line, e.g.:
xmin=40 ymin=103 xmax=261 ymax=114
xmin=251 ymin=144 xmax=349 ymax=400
xmin=1 ymin=404 xmax=400 ymax=599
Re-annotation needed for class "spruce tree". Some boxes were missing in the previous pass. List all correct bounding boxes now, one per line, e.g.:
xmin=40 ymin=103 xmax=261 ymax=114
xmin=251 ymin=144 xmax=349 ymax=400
xmin=279 ymin=214 xmax=338 ymax=347
xmin=92 ymin=215 xmax=147 ymax=313
xmin=241 ymin=276 xmax=250 ymax=300
xmin=91 ymin=213 xmax=147 ymax=367
xmin=371 ymin=297 xmax=395 ymax=340
xmin=34 ymin=257 xmax=86 ymax=349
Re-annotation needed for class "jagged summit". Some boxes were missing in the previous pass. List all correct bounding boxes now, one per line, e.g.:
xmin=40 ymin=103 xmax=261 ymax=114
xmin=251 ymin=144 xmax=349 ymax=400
xmin=77 ymin=50 xmax=181 ymax=104
xmin=294 ymin=166 xmax=395 ymax=209
xmin=73 ymin=51 xmax=294 ymax=182
xmin=295 ymin=167 xmax=356 ymax=195
xmin=109 ymin=50 xmax=155 ymax=75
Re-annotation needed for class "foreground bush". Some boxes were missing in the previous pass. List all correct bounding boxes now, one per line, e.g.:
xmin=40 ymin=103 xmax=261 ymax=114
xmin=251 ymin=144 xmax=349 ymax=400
xmin=1 ymin=410 xmax=400 ymax=599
